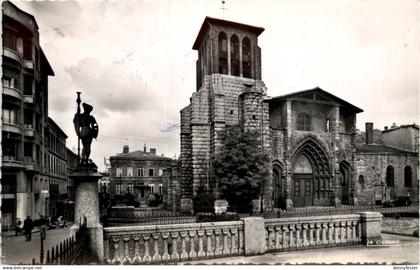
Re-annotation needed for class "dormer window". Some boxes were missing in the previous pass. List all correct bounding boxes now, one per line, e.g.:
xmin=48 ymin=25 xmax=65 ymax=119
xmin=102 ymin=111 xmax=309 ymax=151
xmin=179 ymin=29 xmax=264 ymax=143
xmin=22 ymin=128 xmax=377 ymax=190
xmin=297 ymin=113 xmax=311 ymax=131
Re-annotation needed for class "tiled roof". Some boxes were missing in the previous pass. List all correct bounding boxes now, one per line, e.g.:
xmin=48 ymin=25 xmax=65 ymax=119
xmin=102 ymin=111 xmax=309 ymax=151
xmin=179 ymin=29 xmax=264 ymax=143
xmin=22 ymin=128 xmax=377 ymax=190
xmin=356 ymin=144 xmax=417 ymax=154
xmin=110 ymin=150 xmax=172 ymax=161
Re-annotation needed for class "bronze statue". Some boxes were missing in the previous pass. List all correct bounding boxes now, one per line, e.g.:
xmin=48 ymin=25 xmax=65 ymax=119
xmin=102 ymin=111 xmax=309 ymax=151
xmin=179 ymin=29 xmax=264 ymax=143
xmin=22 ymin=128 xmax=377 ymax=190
xmin=73 ymin=94 xmax=98 ymax=164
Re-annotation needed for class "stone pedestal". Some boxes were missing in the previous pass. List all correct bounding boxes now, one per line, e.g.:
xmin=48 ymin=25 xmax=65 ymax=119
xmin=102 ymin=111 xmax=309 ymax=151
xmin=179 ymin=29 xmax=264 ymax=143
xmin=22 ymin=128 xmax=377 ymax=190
xmin=241 ymin=217 xmax=266 ymax=255
xmin=70 ymin=165 xmax=104 ymax=263
xmin=358 ymin=211 xmax=383 ymax=245
xmin=214 ymin=199 xmax=228 ymax=214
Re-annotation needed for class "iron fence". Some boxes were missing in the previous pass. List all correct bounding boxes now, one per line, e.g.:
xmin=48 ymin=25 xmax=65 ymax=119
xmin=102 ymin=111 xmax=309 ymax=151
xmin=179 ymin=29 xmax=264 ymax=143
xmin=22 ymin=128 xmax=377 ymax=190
xmin=255 ymin=204 xmax=419 ymax=219
xmin=104 ymin=213 xmax=196 ymax=226
xmin=32 ymin=217 xmax=88 ymax=265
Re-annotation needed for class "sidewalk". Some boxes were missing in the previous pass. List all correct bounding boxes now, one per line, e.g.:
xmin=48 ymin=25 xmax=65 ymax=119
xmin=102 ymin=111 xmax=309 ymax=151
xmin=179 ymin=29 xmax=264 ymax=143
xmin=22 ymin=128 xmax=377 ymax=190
xmin=183 ymin=233 xmax=419 ymax=265
xmin=1 ymin=225 xmax=73 ymax=265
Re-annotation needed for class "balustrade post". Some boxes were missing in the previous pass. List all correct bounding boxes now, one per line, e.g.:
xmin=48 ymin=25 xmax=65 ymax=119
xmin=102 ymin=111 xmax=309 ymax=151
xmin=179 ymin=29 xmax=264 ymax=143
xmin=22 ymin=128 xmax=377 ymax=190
xmin=322 ymin=223 xmax=328 ymax=245
xmin=288 ymin=224 xmax=296 ymax=248
xmin=295 ymin=224 xmax=302 ymax=248
xmin=214 ymin=229 xmax=222 ymax=256
xmin=346 ymin=221 xmax=352 ymax=244
xmin=161 ymin=233 xmax=171 ymax=261
xmin=189 ymin=231 xmax=197 ymax=258
xmin=238 ymin=226 xmax=244 ymax=254
xmin=111 ymin=237 xmax=121 ymax=264
xmin=121 ymin=236 xmax=132 ymax=264
xmin=180 ymin=231 xmax=189 ymax=259
xmin=315 ymin=223 xmax=322 ymax=245
xmin=142 ymin=234 xmax=152 ymax=263
xmin=302 ymin=224 xmax=309 ymax=247
xmin=267 ymin=226 xmax=275 ymax=250
xmin=230 ymin=228 xmax=238 ymax=254
xmin=328 ymin=222 xmax=335 ymax=244
xmin=205 ymin=229 xmax=215 ymax=257
xmin=282 ymin=225 xmax=289 ymax=249
xmin=351 ymin=221 xmax=357 ymax=243
xmin=152 ymin=233 xmax=162 ymax=262
xmin=222 ymin=229 xmax=231 ymax=255
xmin=170 ymin=232 xmax=180 ymax=260
xmin=334 ymin=222 xmax=341 ymax=244
xmin=274 ymin=226 xmax=282 ymax=250
xmin=132 ymin=235 xmax=142 ymax=264
xmin=197 ymin=230 xmax=206 ymax=257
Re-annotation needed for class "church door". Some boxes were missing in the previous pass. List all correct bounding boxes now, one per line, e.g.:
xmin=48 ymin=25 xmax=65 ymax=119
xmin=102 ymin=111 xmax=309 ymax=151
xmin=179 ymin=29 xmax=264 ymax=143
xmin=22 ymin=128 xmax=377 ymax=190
xmin=293 ymin=174 xmax=313 ymax=207
xmin=292 ymin=155 xmax=313 ymax=207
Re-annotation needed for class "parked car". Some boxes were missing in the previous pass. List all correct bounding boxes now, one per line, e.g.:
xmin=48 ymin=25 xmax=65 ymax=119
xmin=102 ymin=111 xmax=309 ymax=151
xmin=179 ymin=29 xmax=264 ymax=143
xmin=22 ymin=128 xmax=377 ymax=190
xmin=48 ymin=216 xmax=67 ymax=229
xmin=383 ymin=196 xmax=412 ymax=208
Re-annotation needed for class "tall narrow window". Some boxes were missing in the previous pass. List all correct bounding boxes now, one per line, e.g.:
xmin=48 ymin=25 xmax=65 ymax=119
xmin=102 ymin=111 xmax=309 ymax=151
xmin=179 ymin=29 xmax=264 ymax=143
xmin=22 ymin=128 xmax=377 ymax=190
xmin=242 ymin=37 xmax=251 ymax=78
xmin=297 ymin=113 xmax=311 ymax=131
xmin=4 ymin=29 xmax=17 ymax=51
xmin=127 ymin=167 xmax=133 ymax=177
xmin=230 ymin=35 xmax=240 ymax=76
xmin=138 ymin=168 xmax=144 ymax=177
xmin=326 ymin=119 xmax=330 ymax=133
xmin=218 ymin=32 xmax=228 ymax=74
xmin=116 ymin=167 xmax=122 ymax=177
xmin=386 ymin=165 xmax=394 ymax=187
xmin=404 ymin=166 xmax=412 ymax=187
xmin=159 ymin=184 xmax=163 ymax=195
xmin=23 ymin=75 xmax=33 ymax=95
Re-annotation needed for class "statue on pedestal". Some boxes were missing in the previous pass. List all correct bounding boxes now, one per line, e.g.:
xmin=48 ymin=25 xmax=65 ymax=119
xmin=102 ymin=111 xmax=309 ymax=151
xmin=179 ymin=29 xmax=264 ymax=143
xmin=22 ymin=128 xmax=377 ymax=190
xmin=73 ymin=92 xmax=99 ymax=165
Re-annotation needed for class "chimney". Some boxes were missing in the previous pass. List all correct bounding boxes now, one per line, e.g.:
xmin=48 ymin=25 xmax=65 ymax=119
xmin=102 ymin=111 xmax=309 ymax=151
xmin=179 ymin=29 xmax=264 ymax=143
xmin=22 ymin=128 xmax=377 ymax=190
xmin=384 ymin=126 xmax=388 ymax=130
xmin=143 ymin=144 xmax=146 ymax=153
xmin=123 ymin=145 xmax=129 ymax=154
xmin=150 ymin=148 xmax=156 ymax=155
xmin=365 ymin=122 xmax=373 ymax=144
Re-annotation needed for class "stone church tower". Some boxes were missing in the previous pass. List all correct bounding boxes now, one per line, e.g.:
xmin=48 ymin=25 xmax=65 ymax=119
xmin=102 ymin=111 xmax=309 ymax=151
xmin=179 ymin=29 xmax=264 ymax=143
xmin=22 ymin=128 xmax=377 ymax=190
xmin=179 ymin=17 xmax=271 ymax=212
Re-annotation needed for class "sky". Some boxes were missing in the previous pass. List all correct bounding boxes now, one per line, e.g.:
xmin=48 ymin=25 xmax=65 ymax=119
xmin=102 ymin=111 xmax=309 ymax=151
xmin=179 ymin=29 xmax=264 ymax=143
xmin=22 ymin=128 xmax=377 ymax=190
xmin=12 ymin=0 xmax=419 ymax=171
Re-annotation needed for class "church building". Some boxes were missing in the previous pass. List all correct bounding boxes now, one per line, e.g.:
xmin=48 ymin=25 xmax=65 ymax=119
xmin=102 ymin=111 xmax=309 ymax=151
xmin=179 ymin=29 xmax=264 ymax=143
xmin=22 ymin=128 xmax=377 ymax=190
xmin=176 ymin=17 xmax=418 ymax=212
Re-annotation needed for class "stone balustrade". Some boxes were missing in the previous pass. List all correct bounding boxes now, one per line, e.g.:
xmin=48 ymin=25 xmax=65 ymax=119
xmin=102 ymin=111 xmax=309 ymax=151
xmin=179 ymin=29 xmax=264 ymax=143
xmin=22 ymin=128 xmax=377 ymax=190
xmin=103 ymin=221 xmax=244 ymax=264
xmin=265 ymin=214 xmax=362 ymax=252
xmin=103 ymin=212 xmax=381 ymax=264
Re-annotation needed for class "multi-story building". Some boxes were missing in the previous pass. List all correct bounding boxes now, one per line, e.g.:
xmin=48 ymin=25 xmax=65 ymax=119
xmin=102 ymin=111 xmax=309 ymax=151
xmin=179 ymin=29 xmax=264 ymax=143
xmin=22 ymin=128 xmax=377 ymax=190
xmin=175 ymin=17 xmax=419 ymax=212
xmin=45 ymin=117 xmax=68 ymax=217
xmin=109 ymin=145 xmax=172 ymax=206
xmin=1 ymin=1 xmax=70 ymax=228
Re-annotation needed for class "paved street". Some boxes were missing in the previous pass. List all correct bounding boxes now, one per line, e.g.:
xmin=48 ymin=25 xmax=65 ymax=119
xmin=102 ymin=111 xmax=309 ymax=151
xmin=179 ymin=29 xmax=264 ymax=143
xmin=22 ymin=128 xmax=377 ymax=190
xmin=1 ymin=225 xmax=73 ymax=265
xmin=183 ymin=234 xmax=419 ymax=265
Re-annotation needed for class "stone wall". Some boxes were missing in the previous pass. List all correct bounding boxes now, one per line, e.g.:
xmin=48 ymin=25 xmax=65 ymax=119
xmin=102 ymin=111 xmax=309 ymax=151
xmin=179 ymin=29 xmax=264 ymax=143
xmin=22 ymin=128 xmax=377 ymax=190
xmin=355 ymin=152 xmax=419 ymax=204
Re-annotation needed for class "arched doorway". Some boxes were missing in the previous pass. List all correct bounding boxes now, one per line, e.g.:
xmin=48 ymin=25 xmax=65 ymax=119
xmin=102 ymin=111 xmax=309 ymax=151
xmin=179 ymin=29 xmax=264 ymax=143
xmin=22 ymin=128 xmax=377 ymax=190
xmin=338 ymin=160 xmax=351 ymax=204
xmin=272 ymin=161 xmax=286 ymax=209
xmin=291 ymin=138 xmax=332 ymax=207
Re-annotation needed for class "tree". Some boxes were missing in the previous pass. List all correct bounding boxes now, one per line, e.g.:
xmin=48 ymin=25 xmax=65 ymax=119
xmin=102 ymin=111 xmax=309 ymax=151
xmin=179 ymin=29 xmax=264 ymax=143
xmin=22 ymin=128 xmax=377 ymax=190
xmin=212 ymin=125 xmax=270 ymax=213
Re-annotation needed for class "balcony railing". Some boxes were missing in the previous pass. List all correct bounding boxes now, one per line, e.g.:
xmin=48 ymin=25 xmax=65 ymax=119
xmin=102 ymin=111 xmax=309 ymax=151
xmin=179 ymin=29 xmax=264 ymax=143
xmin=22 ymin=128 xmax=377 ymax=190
xmin=3 ymin=85 xmax=23 ymax=100
xmin=3 ymin=47 xmax=21 ymax=63
xmin=2 ymin=155 xmax=23 ymax=168
xmin=2 ymin=123 xmax=23 ymax=134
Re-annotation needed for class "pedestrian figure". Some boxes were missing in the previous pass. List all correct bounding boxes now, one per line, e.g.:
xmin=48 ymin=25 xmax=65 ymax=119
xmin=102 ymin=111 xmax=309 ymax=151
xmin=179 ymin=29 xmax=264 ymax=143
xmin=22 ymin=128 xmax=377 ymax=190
xmin=15 ymin=219 xmax=22 ymax=236
xmin=73 ymin=102 xmax=98 ymax=164
xmin=23 ymin=216 xmax=33 ymax=241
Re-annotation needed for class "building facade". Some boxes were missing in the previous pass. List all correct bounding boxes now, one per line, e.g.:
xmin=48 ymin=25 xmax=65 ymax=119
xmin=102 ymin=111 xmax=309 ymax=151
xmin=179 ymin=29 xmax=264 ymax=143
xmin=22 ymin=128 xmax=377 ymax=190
xmin=354 ymin=123 xmax=418 ymax=204
xmin=109 ymin=145 xmax=173 ymax=206
xmin=45 ymin=117 xmax=68 ymax=218
xmin=176 ymin=17 xmax=419 ymax=212
xmin=1 ymin=1 xmax=55 ymax=228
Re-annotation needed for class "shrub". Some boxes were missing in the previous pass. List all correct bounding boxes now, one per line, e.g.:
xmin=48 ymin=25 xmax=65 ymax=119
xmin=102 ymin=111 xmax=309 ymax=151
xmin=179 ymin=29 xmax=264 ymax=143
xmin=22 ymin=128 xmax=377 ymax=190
xmin=193 ymin=186 xmax=215 ymax=213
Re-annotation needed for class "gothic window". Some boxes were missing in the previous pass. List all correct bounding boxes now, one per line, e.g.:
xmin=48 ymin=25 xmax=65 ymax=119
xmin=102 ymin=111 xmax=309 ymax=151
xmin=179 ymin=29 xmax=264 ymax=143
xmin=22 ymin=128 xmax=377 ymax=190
xmin=242 ymin=37 xmax=251 ymax=78
xmin=230 ymin=34 xmax=240 ymax=76
xmin=218 ymin=32 xmax=228 ymax=74
xmin=404 ymin=166 xmax=412 ymax=187
xmin=386 ymin=165 xmax=394 ymax=187
xmin=297 ymin=113 xmax=311 ymax=131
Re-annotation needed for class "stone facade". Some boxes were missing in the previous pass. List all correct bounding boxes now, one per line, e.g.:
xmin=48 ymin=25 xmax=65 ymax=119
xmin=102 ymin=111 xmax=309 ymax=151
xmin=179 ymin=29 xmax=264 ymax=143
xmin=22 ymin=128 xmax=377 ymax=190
xmin=109 ymin=145 xmax=173 ymax=207
xmin=175 ymin=17 xmax=419 ymax=212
